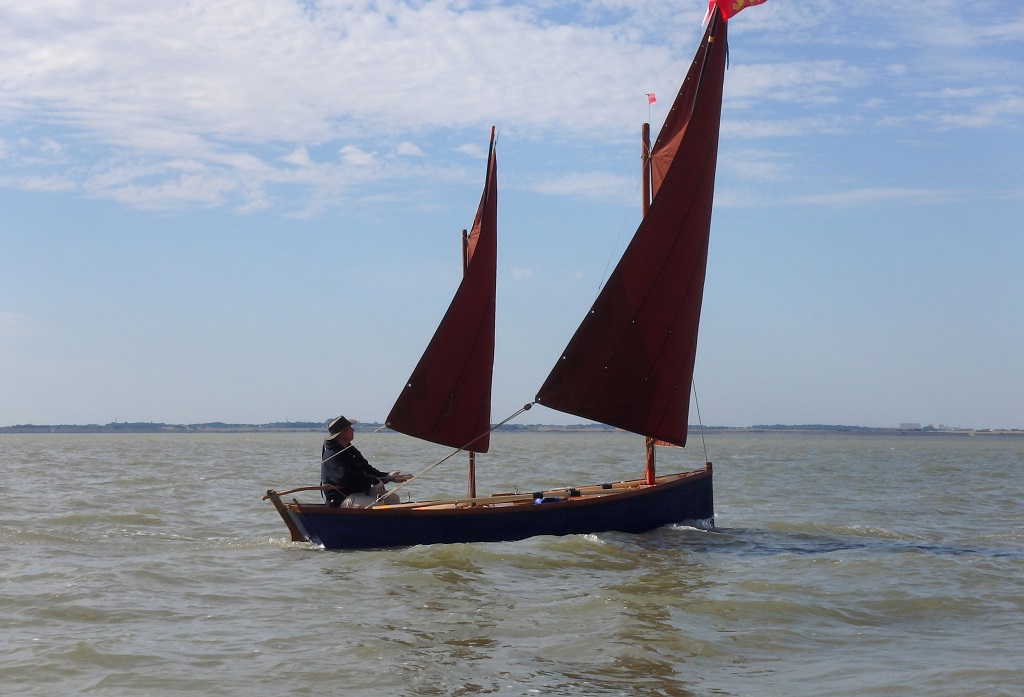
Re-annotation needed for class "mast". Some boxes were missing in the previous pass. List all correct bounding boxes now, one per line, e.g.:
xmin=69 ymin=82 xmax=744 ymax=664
xmin=462 ymin=225 xmax=478 ymax=498
xmin=641 ymin=122 xmax=652 ymax=215
xmin=641 ymin=122 xmax=656 ymax=485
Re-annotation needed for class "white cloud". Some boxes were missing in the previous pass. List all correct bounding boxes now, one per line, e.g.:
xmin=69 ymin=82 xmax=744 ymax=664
xmin=722 ymin=116 xmax=847 ymax=139
xmin=525 ymin=171 xmax=634 ymax=201
xmin=96 ymin=172 xmax=238 ymax=210
xmin=339 ymin=144 xmax=374 ymax=166
xmin=396 ymin=141 xmax=424 ymax=156
xmin=787 ymin=187 xmax=952 ymax=207
xmin=0 ymin=1 xmax=1018 ymax=213
xmin=456 ymin=143 xmax=487 ymax=159
xmin=1 ymin=175 xmax=74 ymax=192
xmin=932 ymin=93 xmax=1024 ymax=130
xmin=721 ymin=149 xmax=792 ymax=183
xmin=39 ymin=137 xmax=62 ymax=154
xmin=283 ymin=146 xmax=312 ymax=166
xmin=727 ymin=61 xmax=867 ymax=108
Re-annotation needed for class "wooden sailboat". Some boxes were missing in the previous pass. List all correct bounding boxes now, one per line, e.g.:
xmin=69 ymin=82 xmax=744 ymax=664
xmin=266 ymin=5 xmax=736 ymax=550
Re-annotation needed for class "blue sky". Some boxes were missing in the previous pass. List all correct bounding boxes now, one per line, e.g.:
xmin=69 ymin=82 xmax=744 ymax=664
xmin=2 ymin=0 xmax=1022 ymax=430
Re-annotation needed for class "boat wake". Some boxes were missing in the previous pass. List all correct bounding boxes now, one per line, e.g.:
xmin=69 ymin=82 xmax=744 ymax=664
xmin=703 ymin=525 xmax=1024 ymax=560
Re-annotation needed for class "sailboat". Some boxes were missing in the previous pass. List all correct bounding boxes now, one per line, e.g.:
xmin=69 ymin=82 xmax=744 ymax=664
xmin=266 ymin=3 xmax=743 ymax=550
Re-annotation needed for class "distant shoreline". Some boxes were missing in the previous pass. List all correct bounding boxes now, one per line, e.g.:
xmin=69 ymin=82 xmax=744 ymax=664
xmin=1 ymin=421 xmax=1021 ymax=436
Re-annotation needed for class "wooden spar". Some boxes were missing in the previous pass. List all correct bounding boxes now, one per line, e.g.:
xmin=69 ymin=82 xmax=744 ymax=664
xmin=641 ymin=122 xmax=652 ymax=216
xmin=641 ymin=121 xmax=657 ymax=486
xmin=461 ymin=224 xmax=478 ymax=499
xmin=262 ymin=484 xmax=341 ymax=498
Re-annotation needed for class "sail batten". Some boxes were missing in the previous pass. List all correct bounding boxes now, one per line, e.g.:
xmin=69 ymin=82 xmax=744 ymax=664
xmin=386 ymin=131 xmax=497 ymax=453
xmin=536 ymin=12 xmax=727 ymax=446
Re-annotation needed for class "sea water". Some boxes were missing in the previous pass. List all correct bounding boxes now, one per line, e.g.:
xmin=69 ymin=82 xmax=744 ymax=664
xmin=1 ymin=431 xmax=1021 ymax=696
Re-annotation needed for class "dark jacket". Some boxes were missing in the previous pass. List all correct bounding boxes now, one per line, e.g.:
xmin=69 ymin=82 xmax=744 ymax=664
xmin=321 ymin=441 xmax=389 ymax=497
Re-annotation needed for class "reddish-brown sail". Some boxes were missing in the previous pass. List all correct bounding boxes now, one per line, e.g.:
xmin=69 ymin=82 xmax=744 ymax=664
xmin=536 ymin=11 xmax=728 ymax=447
xmin=386 ymin=130 xmax=497 ymax=452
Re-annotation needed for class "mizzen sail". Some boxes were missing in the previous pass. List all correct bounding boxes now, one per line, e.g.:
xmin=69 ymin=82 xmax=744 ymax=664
xmin=536 ymin=12 xmax=727 ymax=447
xmin=386 ymin=130 xmax=497 ymax=453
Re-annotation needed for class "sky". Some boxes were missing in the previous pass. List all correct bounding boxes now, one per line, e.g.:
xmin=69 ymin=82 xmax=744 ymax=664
xmin=2 ymin=0 xmax=1023 ymax=431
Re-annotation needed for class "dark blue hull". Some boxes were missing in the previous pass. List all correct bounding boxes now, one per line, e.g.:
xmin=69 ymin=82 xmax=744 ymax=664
xmin=274 ymin=467 xmax=713 ymax=550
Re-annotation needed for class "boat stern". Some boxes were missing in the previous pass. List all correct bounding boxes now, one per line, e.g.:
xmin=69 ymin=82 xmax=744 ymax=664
xmin=265 ymin=489 xmax=312 ymax=543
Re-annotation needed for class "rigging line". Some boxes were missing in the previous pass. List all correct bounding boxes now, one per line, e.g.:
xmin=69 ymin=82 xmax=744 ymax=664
xmin=271 ymin=423 xmax=388 ymax=491
xmin=374 ymin=402 xmax=535 ymax=503
xmin=692 ymin=379 xmax=709 ymax=464
xmin=597 ymin=173 xmax=644 ymax=293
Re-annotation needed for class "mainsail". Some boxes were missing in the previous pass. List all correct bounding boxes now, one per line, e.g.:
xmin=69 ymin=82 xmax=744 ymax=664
xmin=536 ymin=11 xmax=728 ymax=447
xmin=386 ymin=130 xmax=497 ymax=453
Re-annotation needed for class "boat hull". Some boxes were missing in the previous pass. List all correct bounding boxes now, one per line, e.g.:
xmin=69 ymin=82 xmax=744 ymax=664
xmin=271 ymin=466 xmax=712 ymax=550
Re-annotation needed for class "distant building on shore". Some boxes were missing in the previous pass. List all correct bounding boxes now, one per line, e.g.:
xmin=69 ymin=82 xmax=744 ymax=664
xmin=899 ymin=423 xmax=922 ymax=430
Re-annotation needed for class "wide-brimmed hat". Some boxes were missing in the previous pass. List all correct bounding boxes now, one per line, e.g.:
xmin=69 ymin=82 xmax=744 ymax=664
xmin=325 ymin=415 xmax=357 ymax=441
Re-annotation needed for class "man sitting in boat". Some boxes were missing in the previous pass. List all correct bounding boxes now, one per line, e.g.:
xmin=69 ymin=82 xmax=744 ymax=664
xmin=321 ymin=416 xmax=408 ymax=508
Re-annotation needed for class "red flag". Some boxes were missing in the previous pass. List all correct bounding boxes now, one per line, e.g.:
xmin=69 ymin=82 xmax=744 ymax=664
xmin=710 ymin=0 xmax=767 ymax=21
xmin=646 ymin=93 xmax=656 ymax=105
